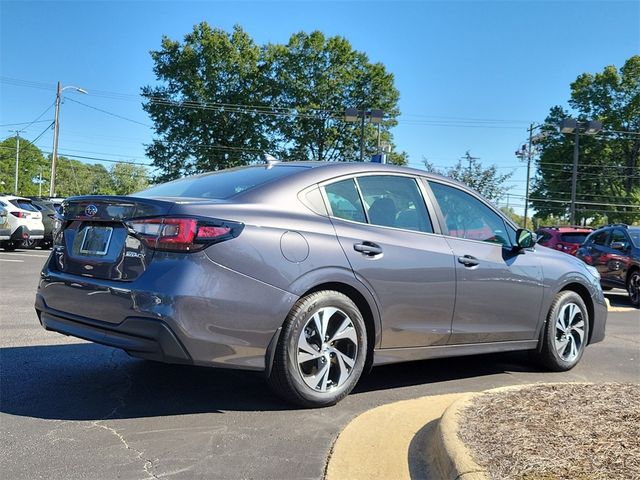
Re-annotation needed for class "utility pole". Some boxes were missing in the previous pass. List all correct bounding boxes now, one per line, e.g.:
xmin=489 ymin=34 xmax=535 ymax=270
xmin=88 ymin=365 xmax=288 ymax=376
xmin=524 ymin=123 xmax=534 ymax=229
xmin=12 ymin=131 xmax=21 ymax=195
xmin=359 ymin=111 xmax=365 ymax=162
xmin=463 ymin=151 xmax=479 ymax=173
xmin=50 ymin=81 xmax=62 ymax=197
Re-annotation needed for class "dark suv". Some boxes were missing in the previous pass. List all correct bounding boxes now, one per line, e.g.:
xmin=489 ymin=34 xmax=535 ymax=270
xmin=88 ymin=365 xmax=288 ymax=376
xmin=576 ymin=224 xmax=640 ymax=307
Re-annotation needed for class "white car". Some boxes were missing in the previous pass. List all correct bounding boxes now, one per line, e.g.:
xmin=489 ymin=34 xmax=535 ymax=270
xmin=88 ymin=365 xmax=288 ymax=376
xmin=0 ymin=196 xmax=45 ymax=251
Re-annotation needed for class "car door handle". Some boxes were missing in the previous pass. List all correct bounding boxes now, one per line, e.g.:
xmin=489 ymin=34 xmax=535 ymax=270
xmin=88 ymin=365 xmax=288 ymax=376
xmin=458 ymin=255 xmax=479 ymax=267
xmin=354 ymin=242 xmax=383 ymax=256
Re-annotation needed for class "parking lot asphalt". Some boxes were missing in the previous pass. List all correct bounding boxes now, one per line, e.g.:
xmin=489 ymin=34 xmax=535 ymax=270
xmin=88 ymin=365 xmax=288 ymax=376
xmin=1 ymin=249 xmax=638 ymax=480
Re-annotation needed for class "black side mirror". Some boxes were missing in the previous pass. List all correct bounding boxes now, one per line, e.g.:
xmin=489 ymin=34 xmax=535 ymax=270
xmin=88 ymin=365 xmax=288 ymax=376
xmin=515 ymin=228 xmax=536 ymax=249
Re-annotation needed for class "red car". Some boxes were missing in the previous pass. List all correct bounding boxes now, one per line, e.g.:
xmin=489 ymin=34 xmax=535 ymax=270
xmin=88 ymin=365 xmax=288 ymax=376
xmin=535 ymin=226 xmax=593 ymax=256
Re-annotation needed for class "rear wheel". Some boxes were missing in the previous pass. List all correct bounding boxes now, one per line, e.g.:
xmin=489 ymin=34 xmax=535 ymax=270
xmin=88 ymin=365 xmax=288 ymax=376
xmin=532 ymin=291 xmax=589 ymax=371
xmin=2 ymin=242 xmax=16 ymax=252
xmin=268 ymin=290 xmax=367 ymax=408
xmin=627 ymin=271 xmax=640 ymax=308
xmin=21 ymin=238 xmax=39 ymax=249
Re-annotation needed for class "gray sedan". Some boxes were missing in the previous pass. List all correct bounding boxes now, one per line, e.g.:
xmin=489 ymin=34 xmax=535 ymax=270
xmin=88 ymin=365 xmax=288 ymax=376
xmin=35 ymin=162 xmax=606 ymax=407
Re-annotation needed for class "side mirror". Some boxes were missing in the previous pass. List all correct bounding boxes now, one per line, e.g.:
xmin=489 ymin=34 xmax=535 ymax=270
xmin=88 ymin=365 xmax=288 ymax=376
xmin=610 ymin=241 xmax=626 ymax=251
xmin=516 ymin=228 xmax=536 ymax=249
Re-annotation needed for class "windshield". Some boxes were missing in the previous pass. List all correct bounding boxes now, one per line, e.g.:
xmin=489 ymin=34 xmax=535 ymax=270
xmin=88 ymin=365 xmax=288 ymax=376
xmin=136 ymin=165 xmax=307 ymax=199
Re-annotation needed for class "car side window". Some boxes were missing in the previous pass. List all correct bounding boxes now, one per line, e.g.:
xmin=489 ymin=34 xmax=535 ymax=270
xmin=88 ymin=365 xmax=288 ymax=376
xmin=608 ymin=229 xmax=629 ymax=249
xmin=324 ymin=179 xmax=367 ymax=223
xmin=355 ymin=176 xmax=433 ymax=233
xmin=591 ymin=231 xmax=609 ymax=246
xmin=429 ymin=181 xmax=511 ymax=246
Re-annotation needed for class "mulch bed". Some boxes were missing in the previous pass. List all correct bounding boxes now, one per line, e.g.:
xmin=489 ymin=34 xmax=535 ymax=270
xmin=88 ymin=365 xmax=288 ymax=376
xmin=459 ymin=383 xmax=640 ymax=480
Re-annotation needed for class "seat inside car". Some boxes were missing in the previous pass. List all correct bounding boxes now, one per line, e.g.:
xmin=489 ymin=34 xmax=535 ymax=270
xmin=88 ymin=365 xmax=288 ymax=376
xmin=368 ymin=197 xmax=397 ymax=227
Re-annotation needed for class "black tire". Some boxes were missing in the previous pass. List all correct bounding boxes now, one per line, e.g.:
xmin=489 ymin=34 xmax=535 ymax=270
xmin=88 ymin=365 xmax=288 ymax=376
xmin=627 ymin=270 xmax=640 ymax=308
xmin=3 ymin=243 xmax=16 ymax=252
xmin=21 ymin=238 xmax=39 ymax=249
xmin=532 ymin=291 xmax=589 ymax=371
xmin=267 ymin=290 xmax=367 ymax=408
xmin=601 ymin=286 xmax=613 ymax=291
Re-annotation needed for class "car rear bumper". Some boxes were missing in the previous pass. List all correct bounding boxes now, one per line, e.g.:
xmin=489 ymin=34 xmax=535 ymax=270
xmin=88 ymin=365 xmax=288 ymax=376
xmin=36 ymin=296 xmax=192 ymax=364
xmin=36 ymin=252 xmax=297 ymax=370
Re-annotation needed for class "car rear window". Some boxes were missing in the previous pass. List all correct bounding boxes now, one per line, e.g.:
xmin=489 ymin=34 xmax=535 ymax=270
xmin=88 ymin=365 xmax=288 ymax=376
xmin=136 ymin=165 xmax=308 ymax=199
xmin=9 ymin=199 xmax=38 ymax=211
xmin=559 ymin=232 xmax=589 ymax=243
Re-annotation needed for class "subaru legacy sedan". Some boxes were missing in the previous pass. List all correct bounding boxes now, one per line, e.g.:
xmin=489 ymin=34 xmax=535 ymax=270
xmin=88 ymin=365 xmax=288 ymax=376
xmin=36 ymin=162 xmax=606 ymax=407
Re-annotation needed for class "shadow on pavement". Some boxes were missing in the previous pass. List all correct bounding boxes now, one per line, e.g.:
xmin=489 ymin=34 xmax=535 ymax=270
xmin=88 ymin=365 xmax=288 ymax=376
xmin=0 ymin=343 xmax=537 ymax=421
xmin=604 ymin=290 xmax=634 ymax=309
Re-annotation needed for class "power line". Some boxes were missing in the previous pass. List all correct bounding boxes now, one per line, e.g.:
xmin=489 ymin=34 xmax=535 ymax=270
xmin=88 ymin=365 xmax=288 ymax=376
xmin=0 ymin=119 xmax=54 ymax=128
xmin=64 ymin=97 xmax=153 ymax=128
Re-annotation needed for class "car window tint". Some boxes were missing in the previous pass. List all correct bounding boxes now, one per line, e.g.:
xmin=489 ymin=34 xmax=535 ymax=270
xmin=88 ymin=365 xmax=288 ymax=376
xmin=355 ymin=176 xmax=433 ymax=233
xmin=136 ymin=165 xmax=308 ymax=199
xmin=10 ymin=199 xmax=38 ymax=211
xmin=560 ymin=232 xmax=590 ymax=243
xmin=609 ymin=229 xmax=629 ymax=248
xmin=324 ymin=179 xmax=366 ymax=223
xmin=591 ymin=231 xmax=609 ymax=246
xmin=629 ymin=230 xmax=640 ymax=247
xmin=429 ymin=181 xmax=510 ymax=246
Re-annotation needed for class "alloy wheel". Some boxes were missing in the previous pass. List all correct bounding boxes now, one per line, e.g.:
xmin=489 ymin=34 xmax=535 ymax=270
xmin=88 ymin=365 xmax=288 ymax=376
xmin=628 ymin=272 xmax=640 ymax=306
xmin=554 ymin=302 xmax=585 ymax=362
xmin=296 ymin=307 xmax=358 ymax=393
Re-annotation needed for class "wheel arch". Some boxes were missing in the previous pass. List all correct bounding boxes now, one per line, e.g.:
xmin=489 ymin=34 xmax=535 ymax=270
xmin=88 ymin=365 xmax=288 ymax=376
xmin=559 ymin=282 xmax=595 ymax=344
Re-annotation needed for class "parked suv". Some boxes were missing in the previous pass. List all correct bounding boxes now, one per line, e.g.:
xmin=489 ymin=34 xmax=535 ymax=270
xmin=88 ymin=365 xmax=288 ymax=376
xmin=535 ymin=226 xmax=593 ymax=256
xmin=576 ymin=224 xmax=640 ymax=307
xmin=23 ymin=197 xmax=58 ymax=249
xmin=0 ymin=195 xmax=45 ymax=251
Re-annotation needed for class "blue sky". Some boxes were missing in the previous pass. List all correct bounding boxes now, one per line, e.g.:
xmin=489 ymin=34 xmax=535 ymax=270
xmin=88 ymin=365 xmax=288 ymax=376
xmin=1 ymin=0 xmax=638 ymax=210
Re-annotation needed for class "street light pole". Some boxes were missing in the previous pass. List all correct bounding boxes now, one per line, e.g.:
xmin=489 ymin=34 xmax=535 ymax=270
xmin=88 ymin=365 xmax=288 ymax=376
xmin=345 ymin=108 xmax=384 ymax=162
xmin=49 ymin=81 xmax=87 ymax=197
xmin=359 ymin=111 xmax=365 ymax=162
xmin=569 ymin=128 xmax=580 ymax=225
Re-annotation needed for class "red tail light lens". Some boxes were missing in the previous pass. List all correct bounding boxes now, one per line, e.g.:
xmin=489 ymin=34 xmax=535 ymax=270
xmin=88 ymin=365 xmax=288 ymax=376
xmin=10 ymin=211 xmax=25 ymax=218
xmin=127 ymin=217 xmax=241 ymax=252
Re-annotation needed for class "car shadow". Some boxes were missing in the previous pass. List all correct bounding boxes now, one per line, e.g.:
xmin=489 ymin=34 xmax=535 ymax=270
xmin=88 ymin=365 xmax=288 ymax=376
xmin=0 ymin=343 xmax=537 ymax=421
xmin=605 ymin=290 xmax=634 ymax=308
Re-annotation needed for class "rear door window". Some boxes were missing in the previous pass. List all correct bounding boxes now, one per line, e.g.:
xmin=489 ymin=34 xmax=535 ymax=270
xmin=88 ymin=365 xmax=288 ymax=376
xmin=608 ymin=229 xmax=630 ymax=249
xmin=356 ymin=176 xmax=433 ymax=233
xmin=591 ymin=230 xmax=609 ymax=246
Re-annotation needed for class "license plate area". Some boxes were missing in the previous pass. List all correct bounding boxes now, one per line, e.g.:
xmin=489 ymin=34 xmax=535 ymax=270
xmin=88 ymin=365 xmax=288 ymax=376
xmin=79 ymin=226 xmax=113 ymax=255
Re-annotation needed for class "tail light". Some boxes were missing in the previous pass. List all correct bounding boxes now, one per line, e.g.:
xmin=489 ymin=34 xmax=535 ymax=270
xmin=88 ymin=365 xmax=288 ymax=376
xmin=10 ymin=211 xmax=25 ymax=218
xmin=126 ymin=217 xmax=243 ymax=252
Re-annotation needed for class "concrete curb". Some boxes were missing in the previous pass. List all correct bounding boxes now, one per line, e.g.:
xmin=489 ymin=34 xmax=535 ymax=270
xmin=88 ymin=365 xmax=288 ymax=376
xmin=429 ymin=393 xmax=488 ymax=480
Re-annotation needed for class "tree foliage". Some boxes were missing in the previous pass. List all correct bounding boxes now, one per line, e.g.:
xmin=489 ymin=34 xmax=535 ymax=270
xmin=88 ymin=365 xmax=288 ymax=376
xmin=142 ymin=23 xmax=405 ymax=180
xmin=423 ymin=153 xmax=513 ymax=201
xmin=531 ymin=56 xmax=640 ymax=224
xmin=0 ymin=137 xmax=149 ymax=197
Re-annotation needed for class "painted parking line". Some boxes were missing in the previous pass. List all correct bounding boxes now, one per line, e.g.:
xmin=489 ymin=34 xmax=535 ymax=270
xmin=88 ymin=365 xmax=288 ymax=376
xmin=2 ymin=252 xmax=51 ymax=258
xmin=0 ymin=258 xmax=24 ymax=262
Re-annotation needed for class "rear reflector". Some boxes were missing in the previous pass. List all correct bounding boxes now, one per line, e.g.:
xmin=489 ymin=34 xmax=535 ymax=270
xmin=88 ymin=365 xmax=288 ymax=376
xmin=127 ymin=217 xmax=241 ymax=252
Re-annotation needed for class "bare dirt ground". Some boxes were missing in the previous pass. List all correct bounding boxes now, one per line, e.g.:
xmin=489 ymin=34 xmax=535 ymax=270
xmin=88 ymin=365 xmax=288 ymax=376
xmin=459 ymin=383 xmax=640 ymax=480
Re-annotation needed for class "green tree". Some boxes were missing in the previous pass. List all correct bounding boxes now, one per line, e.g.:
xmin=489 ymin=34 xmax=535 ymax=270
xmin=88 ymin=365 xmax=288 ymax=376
xmin=110 ymin=162 xmax=149 ymax=195
xmin=142 ymin=23 xmax=271 ymax=182
xmin=531 ymin=56 xmax=640 ymax=224
xmin=264 ymin=31 xmax=403 ymax=163
xmin=54 ymin=157 xmax=113 ymax=197
xmin=424 ymin=153 xmax=513 ymax=201
xmin=142 ymin=24 xmax=406 ymax=180
xmin=0 ymin=136 xmax=48 ymax=196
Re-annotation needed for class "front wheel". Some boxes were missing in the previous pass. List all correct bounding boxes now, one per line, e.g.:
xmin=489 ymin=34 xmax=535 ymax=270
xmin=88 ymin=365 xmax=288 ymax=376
xmin=267 ymin=290 xmax=367 ymax=408
xmin=532 ymin=291 xmax=589 ymax=371
xmin=21 ymin=238 xmax=39 ymax=249
xmin=627 ymin=271 xmax=640 ymax=308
